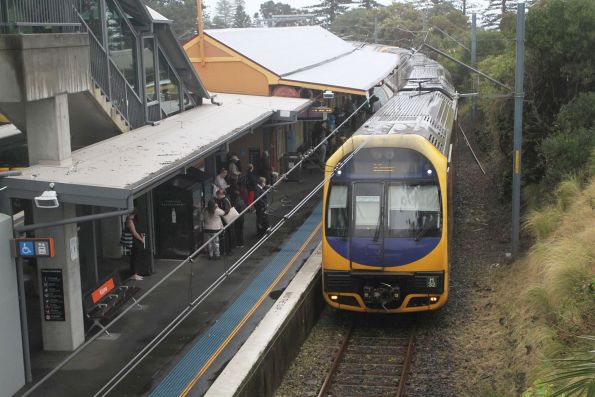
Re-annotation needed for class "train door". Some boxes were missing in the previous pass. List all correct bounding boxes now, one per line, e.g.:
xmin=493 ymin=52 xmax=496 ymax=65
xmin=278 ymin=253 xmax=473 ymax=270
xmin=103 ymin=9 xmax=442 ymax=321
xmin=350 ymin=182 xmax=384 ymax=268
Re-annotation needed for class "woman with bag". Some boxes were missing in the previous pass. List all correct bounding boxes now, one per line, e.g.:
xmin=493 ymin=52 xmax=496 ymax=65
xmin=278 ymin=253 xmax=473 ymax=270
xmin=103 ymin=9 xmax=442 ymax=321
xmin=202 ymin=200 xmax=224 ymax=260
xmin=122 ymin=209 xmax=145 ymax=280
xmin=215 ymin=189 xmax=235 ymax=255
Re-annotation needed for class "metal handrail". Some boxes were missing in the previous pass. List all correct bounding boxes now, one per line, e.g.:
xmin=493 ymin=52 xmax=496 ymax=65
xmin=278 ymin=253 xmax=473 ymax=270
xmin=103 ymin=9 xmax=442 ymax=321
xmin=0 ymin=0 xmax=80 ymax=31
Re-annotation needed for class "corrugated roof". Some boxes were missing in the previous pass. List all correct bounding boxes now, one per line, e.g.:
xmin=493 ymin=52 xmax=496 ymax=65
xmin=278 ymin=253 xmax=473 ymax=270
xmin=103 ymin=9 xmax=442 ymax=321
xmin=5 ymin=94 xmax=310 ymax=206
xmin=282 ymin=50 xmax=399 ymax=92
xmin=205 ymin=26 xmax=355 ymax=76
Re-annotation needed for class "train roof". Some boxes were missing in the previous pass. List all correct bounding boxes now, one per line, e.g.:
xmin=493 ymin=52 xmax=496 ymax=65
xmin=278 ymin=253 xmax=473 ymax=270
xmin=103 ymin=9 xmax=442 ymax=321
xmin=356 ymin=90 xmax=457 ymax=154
xmin=400 ymin=53 xmax=456 ymax=97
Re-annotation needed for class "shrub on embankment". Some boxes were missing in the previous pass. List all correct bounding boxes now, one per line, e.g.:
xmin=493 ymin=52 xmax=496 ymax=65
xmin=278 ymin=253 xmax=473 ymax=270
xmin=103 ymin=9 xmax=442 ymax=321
xmin=503 ymin=166 xmax=595 ymax=396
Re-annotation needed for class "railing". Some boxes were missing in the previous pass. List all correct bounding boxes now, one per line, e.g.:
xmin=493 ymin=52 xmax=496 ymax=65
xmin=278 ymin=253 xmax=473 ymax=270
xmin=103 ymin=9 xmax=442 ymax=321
xmin=126 ymin=84 xmax=144 ymax=128
xmin=0 ymin=0 xmax=80 ymax=32
xmin=147 ymin=103 xmax=161 ymax=123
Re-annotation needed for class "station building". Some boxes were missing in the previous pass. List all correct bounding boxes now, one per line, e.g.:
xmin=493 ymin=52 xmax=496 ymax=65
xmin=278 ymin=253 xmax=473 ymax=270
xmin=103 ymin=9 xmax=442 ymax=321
xmin=183 ymin=25 xmax=405 ymax=174
xmin=0 ymin=2 xmax=404 ymax=395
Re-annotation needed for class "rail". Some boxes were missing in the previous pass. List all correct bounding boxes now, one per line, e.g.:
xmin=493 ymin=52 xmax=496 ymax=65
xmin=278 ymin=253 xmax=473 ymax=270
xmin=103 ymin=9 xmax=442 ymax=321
xmin=318 ymin=322 xmax=416 ymax=397
xmin=0 ymin=0 xmax=80 ymax=32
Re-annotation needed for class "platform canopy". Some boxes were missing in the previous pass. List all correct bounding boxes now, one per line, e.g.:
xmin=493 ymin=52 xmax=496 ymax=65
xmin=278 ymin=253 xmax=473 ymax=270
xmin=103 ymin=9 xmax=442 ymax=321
xmin=4 ymin=94 xmax=310 ymax=208
xmin=205 ymin=26 xmax=401 ymax=95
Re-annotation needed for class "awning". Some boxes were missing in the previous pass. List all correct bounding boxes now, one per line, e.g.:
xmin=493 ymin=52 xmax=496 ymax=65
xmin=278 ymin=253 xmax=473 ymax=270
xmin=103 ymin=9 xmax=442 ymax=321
xmin=4 ymin=94 xmax=310 ymax=208
xmin=279 ymin=50 xmax=400 ymax=94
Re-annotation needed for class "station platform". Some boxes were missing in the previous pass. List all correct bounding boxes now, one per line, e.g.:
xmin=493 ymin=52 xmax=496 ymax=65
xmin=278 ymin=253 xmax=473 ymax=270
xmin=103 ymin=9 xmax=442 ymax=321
xmin=21 ymin=166 xmax=323 ymax=397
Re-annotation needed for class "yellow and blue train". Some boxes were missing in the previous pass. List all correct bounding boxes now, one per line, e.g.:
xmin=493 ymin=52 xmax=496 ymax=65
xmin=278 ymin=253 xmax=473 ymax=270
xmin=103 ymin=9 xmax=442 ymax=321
xmin=322 ymin=53 xmax=458 ymax=313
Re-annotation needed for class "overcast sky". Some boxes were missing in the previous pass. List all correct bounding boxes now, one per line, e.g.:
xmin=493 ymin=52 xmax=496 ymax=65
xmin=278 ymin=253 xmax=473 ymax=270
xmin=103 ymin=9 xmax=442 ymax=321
xmin=204 ymin=0 xmax=394 ymax=19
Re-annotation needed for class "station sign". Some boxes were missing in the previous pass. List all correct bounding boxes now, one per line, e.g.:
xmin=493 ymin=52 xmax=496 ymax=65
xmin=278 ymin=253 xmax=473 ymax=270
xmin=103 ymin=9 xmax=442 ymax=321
xmin=12 ymin=238 xmax=55 ymax=258
xmin=311 ymin=106 xmax=333 ymax=113
xmin=41 ymin=269 xmax=65 ymax=321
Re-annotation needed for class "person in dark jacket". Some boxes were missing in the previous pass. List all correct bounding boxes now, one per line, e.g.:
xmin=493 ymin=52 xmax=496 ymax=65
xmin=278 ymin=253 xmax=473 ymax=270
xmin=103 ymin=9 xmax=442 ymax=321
xmin=230 ymin=190 xmax=246 ymax=247
xmin=254 ymin=177 xmax=270 ymax=236
xmin=245 ymin=163 xmax=258 ymax=207
xmin=259 ymin=151 xmax=273 ymax=185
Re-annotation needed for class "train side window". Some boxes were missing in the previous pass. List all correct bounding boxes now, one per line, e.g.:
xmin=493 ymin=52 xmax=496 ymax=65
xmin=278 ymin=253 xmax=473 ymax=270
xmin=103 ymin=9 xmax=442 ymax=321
xmin=327 ymin=184 xmax=349 ymax=237
xmin=387 ymin=184 xmax=441 ymax=238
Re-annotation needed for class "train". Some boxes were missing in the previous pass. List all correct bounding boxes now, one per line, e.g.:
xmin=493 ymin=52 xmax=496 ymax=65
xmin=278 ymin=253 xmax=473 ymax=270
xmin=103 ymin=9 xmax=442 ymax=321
xmin=321 ymin=52 xmax=458 ymax=313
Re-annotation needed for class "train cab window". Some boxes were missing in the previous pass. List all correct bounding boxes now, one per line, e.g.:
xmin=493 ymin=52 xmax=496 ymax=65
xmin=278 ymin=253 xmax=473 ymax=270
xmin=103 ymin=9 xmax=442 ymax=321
xmin=326 ymin=184 xmax=349 ymax=237
xmin=387 ymin=184 xmax=441 ymax=238
xmin=353 ymin=183 xmax=383 ymax=237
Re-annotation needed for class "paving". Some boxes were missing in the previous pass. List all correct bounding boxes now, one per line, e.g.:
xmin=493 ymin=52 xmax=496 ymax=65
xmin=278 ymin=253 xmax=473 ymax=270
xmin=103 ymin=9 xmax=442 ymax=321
xmin=20 ymin=165 xmax=323 ymax=397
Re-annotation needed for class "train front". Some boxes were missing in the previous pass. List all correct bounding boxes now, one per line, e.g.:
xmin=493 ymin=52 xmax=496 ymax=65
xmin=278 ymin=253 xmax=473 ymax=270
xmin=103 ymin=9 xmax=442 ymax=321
xmin=322 ymin=134 xmax=449 ymax=313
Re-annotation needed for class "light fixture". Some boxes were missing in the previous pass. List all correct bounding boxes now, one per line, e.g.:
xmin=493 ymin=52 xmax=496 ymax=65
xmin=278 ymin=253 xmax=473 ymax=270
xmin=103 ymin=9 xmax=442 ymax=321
xmin=330 ymin=295 xmax=338 ymax=301
xmin=34 ymin=183 xmax=59 ymax=209
xmin=429 ymin=296 xmax=438 ymax=303
xmin=427 ymin=169 xmax=433 ymax=175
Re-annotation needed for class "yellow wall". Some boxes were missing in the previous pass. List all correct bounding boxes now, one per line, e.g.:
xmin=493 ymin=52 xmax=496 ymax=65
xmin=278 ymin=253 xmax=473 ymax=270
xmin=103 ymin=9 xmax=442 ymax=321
xmin=184 ymin=35 xmax=278 ymax=96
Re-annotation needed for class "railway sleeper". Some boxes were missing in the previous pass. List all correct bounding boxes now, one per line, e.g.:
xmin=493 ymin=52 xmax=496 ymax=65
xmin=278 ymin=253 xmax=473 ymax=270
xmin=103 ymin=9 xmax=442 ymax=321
xmin=347 ymin=345 xmax=407 ymax=355
xmin=339 ymin=362 xmax=403 ymax=374
xmin=342 ymin=353 xmax=404 ymax=365
xmin=329 ymin=383 xmax=399 ymax=397
xmin=333 ymin=372 xmax=400 ymax=387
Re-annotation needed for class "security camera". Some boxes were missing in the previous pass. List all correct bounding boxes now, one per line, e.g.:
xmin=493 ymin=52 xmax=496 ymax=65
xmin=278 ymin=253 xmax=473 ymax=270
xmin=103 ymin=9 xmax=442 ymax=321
xmin=34 ymin=190 xmax=60 ymax=209
xmin=323 ymin=90 xmax=334 ymax=99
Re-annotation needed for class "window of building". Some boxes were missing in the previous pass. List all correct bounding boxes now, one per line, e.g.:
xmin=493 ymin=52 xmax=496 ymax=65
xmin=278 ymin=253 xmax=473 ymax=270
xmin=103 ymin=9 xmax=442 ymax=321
xmin=106 ymin=0 xmax=138 ymax=93
xmin=158 ymin=50 xmax=181 ymax=116
xmin=143 ymin=38 xmax=157 ymax=103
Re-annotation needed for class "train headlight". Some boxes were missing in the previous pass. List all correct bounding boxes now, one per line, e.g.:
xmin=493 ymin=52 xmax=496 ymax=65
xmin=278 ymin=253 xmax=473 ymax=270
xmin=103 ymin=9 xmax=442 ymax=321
xmin=426 ymin=169 xmax=433 ymax=175
xmin=330 ymin=295 xmax=338 ymax=301
xmin=429 ymin=296 xmax=439 ymax=303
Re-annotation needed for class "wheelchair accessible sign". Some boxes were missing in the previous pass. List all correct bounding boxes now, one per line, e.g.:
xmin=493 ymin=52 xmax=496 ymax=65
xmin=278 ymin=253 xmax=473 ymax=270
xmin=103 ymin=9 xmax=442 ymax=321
xmin=13 ymin=238 xmax=55 ymax=258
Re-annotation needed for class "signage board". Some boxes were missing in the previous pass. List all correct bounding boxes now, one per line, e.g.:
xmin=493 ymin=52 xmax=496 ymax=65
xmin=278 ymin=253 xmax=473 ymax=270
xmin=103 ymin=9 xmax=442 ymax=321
xmin=41 ymin=269 xmax=65 ymax=321
xmin=13 ymin=238 xmax=54 ymax=258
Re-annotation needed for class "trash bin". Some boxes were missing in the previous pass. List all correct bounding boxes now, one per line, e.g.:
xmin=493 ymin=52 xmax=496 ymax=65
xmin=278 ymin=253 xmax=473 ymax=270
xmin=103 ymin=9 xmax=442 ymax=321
xmin=284 ymin=152 xmax=302 ymax=182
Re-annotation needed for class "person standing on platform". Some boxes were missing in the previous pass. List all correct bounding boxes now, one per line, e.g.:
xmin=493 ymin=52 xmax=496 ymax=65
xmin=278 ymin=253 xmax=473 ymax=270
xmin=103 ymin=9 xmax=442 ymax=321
xmin=259 ymin=150 xmax=273 ymax=186
xmin=215 ymin=189 xmax=235 ymax=255
xmin=254 ymin=177 xmax=270 ymax=236
xmin=202 ymin=200 xmax=224 ymax=260
xmin=228 ymin=154 xmax=241 ymax=192
xmin=245 ymin=163 xmax=258 ymax=208
xmin=231 ymin=190 xmax=246 ymax=248
xmin=214 ymin=168 xmax=229 ymax=198
xmin=124 ymin=209 xmax=145 ymax=280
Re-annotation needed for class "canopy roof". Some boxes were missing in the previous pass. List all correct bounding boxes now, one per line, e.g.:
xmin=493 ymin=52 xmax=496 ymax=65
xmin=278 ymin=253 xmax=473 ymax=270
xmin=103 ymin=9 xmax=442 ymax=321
xmin=5 ymin=94 xmax=310 ymax=208
xmin=205 ymin=26 xmax=400 ymax=94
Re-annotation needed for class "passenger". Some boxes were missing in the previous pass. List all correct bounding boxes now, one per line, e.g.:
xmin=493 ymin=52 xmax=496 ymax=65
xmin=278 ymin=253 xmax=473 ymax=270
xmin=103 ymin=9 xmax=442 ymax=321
xmin=215 ymin=189 xmax=235 ymax=255
xmin=245 ymin=163 xmax=258 ymax=208
xmin=254 ymin=177 xmax=270 ymax=236
xmin=227 ymin=154 xmax=241 ymax=192
xmin=231 ymin=190 xmax=246 ymax=248
xmin=259 ymin=150 xmax=273 ymax=186
xmin=202 ymin=200 xmax=224 ymax=260
xmin=213 ymin=168 xmax=229 ymax=198
xmin=319 ymin=133 xmax=328 ymax=169
xmin=123 ymin=209 xmax=145 ymax=280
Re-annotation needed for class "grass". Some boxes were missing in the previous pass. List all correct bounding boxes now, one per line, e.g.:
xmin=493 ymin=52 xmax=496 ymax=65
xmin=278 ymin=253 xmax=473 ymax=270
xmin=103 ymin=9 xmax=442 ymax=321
xmin=508 ymin=169 xmax=595 ymax=395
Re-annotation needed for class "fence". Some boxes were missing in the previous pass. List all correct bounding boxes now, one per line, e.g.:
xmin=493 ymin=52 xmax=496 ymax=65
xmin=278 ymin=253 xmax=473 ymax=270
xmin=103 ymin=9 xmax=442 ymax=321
xmin=0 ymin=0 xmax=80 ymax=32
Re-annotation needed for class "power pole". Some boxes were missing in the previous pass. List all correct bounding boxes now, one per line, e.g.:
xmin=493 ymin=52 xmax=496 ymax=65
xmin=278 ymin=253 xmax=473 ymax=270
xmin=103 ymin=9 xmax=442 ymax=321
xmin=511 ymin=3 xmax=525 ymax=255
xmin=196 ymin=0 xmax=206 ymax=65
xmin=373 ymin=15 xmax=378 ymax=43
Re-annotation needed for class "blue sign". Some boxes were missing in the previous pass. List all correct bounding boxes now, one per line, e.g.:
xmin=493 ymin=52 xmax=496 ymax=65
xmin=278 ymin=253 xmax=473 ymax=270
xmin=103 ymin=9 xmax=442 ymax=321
xmin=18 ymin=241 xmax=35 ymax=257
xmin=13 ymin=238 xmax=54 ymax=258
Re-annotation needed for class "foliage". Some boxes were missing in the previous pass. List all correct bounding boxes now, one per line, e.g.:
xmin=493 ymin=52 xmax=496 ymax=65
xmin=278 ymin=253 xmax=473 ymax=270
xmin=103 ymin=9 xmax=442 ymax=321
xmin=144 ymin=0 xmax=204 ymax=38
xmin=214 ymin=0 xmax=234 ymax=28
xmin=232 ymin=0 xmax=251 ymax=27
xmin=309 ymin=0 xmax=354 ymax=26
xmin=258 ymin=1 xmax=297 ymax=19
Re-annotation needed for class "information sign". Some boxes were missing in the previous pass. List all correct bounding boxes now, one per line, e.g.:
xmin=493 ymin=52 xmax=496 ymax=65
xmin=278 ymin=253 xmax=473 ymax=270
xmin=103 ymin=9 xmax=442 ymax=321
xmin=13 ymin=238 xmax=54 ymax=258
xmin=41 ymin=269 xmax=65 ymax=321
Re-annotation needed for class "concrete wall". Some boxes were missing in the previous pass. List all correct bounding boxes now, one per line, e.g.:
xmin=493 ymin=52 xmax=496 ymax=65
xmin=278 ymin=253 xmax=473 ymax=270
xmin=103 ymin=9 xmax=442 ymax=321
xmin=0 ymin=33 xmax=89 ymax=103
xmin=0 ymin=214 xmax=25 ymax=397
xmin=236 ymin=269 xmax=324 ymax=397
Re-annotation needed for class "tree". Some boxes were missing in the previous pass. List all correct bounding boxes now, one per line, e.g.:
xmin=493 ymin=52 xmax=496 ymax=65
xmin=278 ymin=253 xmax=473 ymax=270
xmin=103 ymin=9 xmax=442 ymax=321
xmin=259 ymin=1 xmax=296 ymax=19
xmin=215 ymin=0 xmax=234 ymax=28
xmin=356 ymin=0 xmax=380 ymax=9
xmin=309 ymin=0 xmax=354 ymax=26
xmin=144 ymin=0 xmax=199 ymax=38
xmin=233 ymin=0 xmax=251 ymax=27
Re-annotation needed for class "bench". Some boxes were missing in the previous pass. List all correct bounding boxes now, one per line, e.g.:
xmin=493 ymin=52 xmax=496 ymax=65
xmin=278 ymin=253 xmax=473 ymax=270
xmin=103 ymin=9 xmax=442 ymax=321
xmin=83 ymin=273 xmax=140 ymax=337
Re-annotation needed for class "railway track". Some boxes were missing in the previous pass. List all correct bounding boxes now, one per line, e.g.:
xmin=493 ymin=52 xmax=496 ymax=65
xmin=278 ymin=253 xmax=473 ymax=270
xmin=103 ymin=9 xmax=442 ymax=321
xmin=317 ymin=321 xmax=415 ymax=397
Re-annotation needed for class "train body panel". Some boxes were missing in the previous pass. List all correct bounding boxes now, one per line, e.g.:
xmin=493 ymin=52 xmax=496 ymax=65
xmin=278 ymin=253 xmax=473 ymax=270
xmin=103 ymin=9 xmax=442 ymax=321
xmin=321 ymin=53 xmax=457 ymax=313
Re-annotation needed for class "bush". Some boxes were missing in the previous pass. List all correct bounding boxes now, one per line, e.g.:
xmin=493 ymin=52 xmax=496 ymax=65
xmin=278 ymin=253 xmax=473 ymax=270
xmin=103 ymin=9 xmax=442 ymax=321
xmin=541 ymin=127 xmax=595 ymax=188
